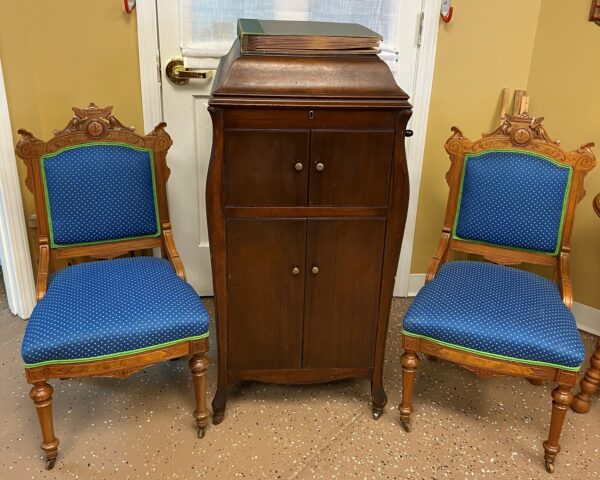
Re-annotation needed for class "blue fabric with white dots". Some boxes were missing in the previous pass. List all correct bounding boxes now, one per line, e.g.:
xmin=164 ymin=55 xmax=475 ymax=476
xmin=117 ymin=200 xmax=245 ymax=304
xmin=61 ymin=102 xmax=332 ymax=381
xmin=41 ymin=144 xmax=160 ymax=247
xmin=21 ymin=257 xmax=209 ymax=366
xmin=454 ymin=150 xmax=571 ymax=254
xmin=403 ymin=261 xmax=584 ymax=369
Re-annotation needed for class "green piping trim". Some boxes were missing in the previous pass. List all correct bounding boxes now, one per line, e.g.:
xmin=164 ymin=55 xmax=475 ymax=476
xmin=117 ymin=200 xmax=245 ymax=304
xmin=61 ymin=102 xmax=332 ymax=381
xmin=402 ymin=330 xmax=580 ymax=372
xmin=451 ymin=149 xmax=573 ymax=256
xmin=24 ymin=333 xmax=209 ymax=368
xmin=40 ymin=142 xmax=162 ymax=249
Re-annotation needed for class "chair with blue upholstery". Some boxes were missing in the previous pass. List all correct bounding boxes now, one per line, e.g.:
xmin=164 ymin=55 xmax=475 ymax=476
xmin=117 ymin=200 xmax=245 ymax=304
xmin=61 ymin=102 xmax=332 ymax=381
xmin=15 ymin=104 xmax=210 ymax=470
xmin=398 ymin=114 xmax=596 ymax=473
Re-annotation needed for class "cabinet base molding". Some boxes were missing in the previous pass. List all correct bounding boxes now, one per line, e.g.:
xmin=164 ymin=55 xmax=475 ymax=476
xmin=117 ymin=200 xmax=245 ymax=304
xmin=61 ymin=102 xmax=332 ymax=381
xmin=228 ymin=367 xmax=373 ymax=384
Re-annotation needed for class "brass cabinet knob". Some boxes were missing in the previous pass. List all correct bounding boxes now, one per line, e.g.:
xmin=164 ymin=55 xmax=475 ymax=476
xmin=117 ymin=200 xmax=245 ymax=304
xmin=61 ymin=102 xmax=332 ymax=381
xmin=292 ymin=266 xmax=300 ymax=275
xmin=315 ymin=162 xmax=325 ymax=172
xmin=311 ymin=266 xmax=319 ymax=274
xmin=294 ymin=162 xmax=304 ymax=171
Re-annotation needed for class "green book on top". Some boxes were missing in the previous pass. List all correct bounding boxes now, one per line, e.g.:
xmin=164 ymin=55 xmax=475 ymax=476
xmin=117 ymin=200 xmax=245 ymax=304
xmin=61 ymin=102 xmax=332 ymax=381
xmin=237 ymin=18 xmax=382 ymax=54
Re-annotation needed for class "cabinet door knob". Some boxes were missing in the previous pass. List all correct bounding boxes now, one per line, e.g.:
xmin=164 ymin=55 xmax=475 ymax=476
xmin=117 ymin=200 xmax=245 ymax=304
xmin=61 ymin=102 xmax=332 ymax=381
xmin=292 ymin=266 xmax=300 ymax=275
xmin=294 ymin=162 xmax=304 ymax=171
xmin=311 ymin=266 xmax=319 ymax=274
xmin=315 ymin=162 xmax=325 ymax=172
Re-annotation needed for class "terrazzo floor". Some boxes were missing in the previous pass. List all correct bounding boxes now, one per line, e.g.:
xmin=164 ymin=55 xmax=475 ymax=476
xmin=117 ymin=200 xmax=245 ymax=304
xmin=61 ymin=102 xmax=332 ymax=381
xmin=1 ymin=291 xmax=600 ymax=479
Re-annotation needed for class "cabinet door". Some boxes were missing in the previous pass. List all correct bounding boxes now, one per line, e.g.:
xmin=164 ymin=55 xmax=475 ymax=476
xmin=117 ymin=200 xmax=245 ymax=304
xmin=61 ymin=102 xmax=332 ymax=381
xmin=309 ymin=130 xmax=394 ymax=206
xmin=225 ymin=129 xmax=309 ymax=206
xmin=226 ymin=219 xmax=306 ymax=370
xmin=302 ymin=219 xmax=386 ymax=368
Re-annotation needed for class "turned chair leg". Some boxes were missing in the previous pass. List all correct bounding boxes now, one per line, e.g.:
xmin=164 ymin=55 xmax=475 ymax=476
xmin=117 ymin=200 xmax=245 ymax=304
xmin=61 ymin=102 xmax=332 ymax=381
xmin=572 ymin=338 xmax=600 ymax=414
xmin=543 ymin=385 xmax=573 ymax=473
xmin=29 ymin=382 xmax=60 ymax=470
xmin=398 ymin=350 xmax=420 ymax=432
xmin=189 ymin=353 xmax=209 ymax=438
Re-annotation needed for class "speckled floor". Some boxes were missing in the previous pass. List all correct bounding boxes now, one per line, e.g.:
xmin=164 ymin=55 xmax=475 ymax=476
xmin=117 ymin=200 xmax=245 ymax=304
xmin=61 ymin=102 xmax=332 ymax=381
xmin=1 ymin=291 xmax=599 ymax=479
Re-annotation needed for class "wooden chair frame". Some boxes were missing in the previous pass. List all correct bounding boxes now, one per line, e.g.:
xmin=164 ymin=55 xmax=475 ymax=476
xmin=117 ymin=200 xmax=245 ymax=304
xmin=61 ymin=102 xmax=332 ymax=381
xmin=15 ymin=104 xmax=209 ymax=470
xmin=398 ymin=113 xmax=596 ymax=473
xmin=572 ymin=193 xmax=600 ymax=414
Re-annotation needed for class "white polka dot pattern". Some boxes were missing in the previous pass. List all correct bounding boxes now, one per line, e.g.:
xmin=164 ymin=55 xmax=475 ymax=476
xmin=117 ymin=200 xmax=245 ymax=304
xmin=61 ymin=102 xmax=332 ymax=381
xmin=454 ymin=151 xmax=571 ymax=253
xmin=21 ymin=257 xmax=209 ymax=366
xmin=42 ymin=144 xmax=159 ymax=246
xmin=403 ymin=261 xmax=584 ymax=369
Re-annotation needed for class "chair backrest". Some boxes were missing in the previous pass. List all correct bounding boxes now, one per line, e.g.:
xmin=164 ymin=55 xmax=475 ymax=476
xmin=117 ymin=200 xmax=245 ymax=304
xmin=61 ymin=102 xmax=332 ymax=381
xmin=16 ymin=104 xmax=173 ymax=257
xmin=437 ymin=114 xmax=595 ymax=269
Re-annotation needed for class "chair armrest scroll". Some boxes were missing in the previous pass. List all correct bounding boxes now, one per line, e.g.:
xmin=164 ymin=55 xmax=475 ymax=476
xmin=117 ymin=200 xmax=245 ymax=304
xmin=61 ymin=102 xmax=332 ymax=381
xmin=425 ymin=230 xmax=451 ymax=283
xmin=557 ymin=252 xmax=573 ymax=309
xmin=36 ymin=244 xmax=50 ymax=302
xmin=162 ymin=225 xmax=186 ymax=281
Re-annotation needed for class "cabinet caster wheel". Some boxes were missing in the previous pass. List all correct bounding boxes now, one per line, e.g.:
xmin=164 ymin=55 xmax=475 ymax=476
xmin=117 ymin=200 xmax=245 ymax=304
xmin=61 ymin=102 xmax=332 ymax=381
xmin=400 ymin=420 xmax=411 ymax=433
xmin=197 ymin=426 xmax=206 ymax=439
xmin=45 ymin=458 xmax=56 ymax=470
xmin=372 ymin=411 xmax=381 ymax=420
xmin=545 ymin=460 xmax=554 ymax=473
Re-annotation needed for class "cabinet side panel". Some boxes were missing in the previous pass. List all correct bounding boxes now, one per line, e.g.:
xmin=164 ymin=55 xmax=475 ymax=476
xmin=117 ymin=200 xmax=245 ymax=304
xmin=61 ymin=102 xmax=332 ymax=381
xmin=227 ymin=218 xmax=306 ymax=370
xmin=303 ymin=218 xmax=386 ymax=368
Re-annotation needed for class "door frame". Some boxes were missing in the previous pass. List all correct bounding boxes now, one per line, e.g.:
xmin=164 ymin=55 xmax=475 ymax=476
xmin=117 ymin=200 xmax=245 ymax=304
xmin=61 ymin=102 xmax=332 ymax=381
xmin=0 ymin=58 xmax=36 ymax=319
xmin=135 ymin=0 xmax=442 ymax=297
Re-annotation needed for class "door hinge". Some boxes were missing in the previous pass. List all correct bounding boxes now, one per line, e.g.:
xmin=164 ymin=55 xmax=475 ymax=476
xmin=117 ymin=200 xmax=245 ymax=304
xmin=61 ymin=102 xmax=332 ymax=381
xmin=416 ymin=11 xmax=425 ymax=47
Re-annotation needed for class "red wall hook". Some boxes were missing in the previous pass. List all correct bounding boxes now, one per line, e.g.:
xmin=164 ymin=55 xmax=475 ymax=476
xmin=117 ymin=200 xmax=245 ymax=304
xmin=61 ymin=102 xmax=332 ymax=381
xmin=124 ymin=0 xmax=136 ymax=14
xmin=441 ymin=0 xmax=453 ymax=23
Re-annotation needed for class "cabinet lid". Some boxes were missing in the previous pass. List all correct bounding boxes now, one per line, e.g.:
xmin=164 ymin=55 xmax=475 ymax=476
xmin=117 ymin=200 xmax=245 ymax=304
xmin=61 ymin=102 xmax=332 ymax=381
xmin=209 ymin=40 xmax=410 ymax=109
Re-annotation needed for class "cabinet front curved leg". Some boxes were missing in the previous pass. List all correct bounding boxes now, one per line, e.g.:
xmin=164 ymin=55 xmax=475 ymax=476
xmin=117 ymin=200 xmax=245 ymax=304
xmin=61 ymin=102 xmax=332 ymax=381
xmin=212 ymin=377 xmax=228 ymax=425
xmin=371 ymin=376 xmax=387 ymax=420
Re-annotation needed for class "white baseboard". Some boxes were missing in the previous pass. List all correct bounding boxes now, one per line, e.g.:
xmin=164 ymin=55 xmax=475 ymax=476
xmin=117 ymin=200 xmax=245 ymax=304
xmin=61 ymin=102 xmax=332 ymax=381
xmin=407 ymin=273 xmax=426 ymax=297
xmin=403 ymin=273 xmax=600 ymax=336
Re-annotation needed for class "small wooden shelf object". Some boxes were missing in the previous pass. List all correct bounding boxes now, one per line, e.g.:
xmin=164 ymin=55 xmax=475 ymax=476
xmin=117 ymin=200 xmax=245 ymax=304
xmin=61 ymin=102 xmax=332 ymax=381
xmin=591 ymin=1 xmax=600 ymax=25
xmin=206 ymin=39 xmax=412 ymax=423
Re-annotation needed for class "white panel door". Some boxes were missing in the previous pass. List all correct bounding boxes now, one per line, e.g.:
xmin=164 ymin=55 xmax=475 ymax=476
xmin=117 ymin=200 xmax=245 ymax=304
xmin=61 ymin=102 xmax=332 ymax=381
xmin=155 ymin=0 xmax=426 ymax=295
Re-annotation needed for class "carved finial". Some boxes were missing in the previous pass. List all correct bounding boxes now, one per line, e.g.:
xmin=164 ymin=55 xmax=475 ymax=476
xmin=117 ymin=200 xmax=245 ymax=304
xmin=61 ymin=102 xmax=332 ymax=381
xmin=449 ymin=126 xmax=464 ymax=139
xmin=51 ymin=103 xmax=135 ymax=139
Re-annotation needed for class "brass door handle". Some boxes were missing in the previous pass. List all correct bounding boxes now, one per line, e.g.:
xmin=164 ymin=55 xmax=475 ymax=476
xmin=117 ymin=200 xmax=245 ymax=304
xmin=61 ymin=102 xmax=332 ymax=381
xmin=166 ymin=57 xmax=214 ymax=85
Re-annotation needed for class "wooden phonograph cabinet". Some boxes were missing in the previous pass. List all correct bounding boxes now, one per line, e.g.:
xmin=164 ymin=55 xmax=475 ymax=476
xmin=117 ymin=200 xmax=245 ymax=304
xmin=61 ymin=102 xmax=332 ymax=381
xmin=206 ymin=40 xmax=412 ymax=423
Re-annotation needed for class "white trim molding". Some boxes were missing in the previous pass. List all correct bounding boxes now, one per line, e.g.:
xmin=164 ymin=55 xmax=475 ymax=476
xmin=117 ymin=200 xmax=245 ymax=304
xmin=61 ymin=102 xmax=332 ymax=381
xmin=136 ymin=0 xmax=163 ymax=132
xmin=0 ymin=59 xmax=36 ymax=319
xmin=573 ymin=302 xmax=600 ymax=337
xmin=405 ymin=273 xmax=600 ymax=336
xmin=394 ymin=0 xmax=441 ymax=297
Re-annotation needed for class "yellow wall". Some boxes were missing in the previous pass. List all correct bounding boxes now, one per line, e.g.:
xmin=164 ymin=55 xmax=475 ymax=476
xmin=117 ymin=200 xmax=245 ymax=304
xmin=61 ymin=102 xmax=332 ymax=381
xmin=411 ymin=0 xmax=542 ymax=272
xmin=1 ymin=1 xmax=599 ymax=307
xmin=412 ymin=0 xmax=600 ymax=309
xmin=0 ymin=0 xmax=143 ymax=246
xmin=526 ymin=0 xmax=600 ymax=308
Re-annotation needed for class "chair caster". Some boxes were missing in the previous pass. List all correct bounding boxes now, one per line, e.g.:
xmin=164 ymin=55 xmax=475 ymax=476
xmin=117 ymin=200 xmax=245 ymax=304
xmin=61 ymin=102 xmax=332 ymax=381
xmin=400 ymin=420 xmax=411 ymax=433
xmin=545 ymin=460 xmax=554 ymax=474
xmin=372 ymin=411 xmax=381 ymax=420
xmin=45 ymin=457 xmax=56 ymax=470
xmin=197 ymin=426 xmax=206 ymax=439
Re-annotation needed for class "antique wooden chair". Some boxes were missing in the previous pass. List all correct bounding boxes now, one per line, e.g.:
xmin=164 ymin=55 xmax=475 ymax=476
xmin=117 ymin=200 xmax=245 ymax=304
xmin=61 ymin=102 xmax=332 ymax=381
xmin=571 ymin=193 xmax=600 ymax=414
xmin=398 ymin=114 xmax=596 ymax=473
xmin=15 ymin=104 xmax=210 ymax=470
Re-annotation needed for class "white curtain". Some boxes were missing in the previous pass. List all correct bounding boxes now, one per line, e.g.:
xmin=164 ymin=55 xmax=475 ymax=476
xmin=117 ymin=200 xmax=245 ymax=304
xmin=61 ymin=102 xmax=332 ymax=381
xmin=180 ymin=0 xmax=400 ymax=68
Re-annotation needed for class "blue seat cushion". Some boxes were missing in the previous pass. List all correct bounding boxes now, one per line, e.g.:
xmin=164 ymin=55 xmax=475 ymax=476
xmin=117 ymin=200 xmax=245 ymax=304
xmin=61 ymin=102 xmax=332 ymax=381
xmin=22 ymin=257 xmax=209 ymax=367
xmin=403 ymin=261 xmax=584 ymax=370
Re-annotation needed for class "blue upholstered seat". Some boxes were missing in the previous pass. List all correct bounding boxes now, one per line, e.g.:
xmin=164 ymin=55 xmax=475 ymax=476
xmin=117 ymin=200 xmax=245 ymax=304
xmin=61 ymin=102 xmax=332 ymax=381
xmin=403 ymin=261 xmax=584 ymax=370
xmin=22 ymin=257 xmax=209 ymax=367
